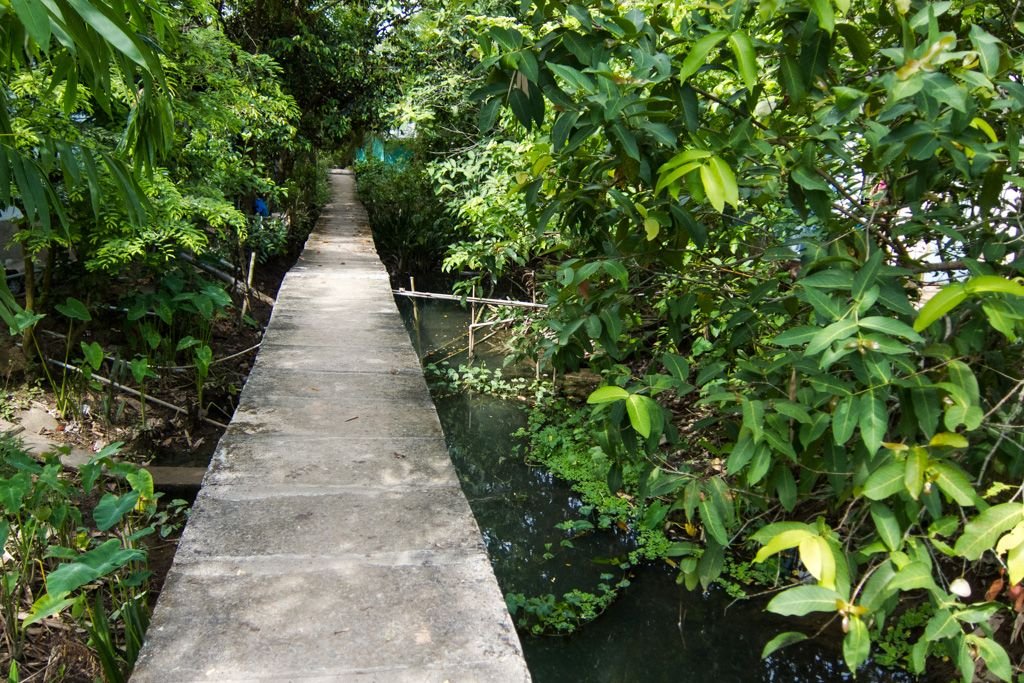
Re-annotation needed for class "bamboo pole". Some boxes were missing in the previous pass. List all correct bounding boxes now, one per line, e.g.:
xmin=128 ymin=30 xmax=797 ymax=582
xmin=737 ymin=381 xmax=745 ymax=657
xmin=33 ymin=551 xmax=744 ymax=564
xmin=392 ymin=289 xmax=547 ymax=309
xmin=240 ymin=250 xmax=258 ymax=322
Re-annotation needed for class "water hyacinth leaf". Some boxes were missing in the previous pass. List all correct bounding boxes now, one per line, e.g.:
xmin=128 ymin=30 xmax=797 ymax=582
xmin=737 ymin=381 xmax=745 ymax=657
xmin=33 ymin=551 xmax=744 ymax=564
xmin=761 ymin=631 xmax=808 ymax=659
xmin=766 ymin=585 xmax=842 ymax=616
xmin=862 ymin=461 xmax=905 ymax=500
xmin=843 ymin=616 xmax=870 ymax=672
xmin=587 ymin=385 xmax=629 ymax=404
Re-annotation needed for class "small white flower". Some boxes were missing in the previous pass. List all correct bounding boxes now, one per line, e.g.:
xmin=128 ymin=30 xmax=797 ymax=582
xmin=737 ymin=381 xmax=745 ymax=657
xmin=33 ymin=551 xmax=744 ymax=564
xmin=950 ymin=577 xmax=972 ymax=598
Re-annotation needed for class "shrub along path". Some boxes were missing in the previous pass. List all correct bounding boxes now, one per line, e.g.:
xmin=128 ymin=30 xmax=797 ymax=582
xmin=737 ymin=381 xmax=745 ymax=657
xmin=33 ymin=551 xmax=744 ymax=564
xmin=131 ymin=169 xmax=530 ymax=682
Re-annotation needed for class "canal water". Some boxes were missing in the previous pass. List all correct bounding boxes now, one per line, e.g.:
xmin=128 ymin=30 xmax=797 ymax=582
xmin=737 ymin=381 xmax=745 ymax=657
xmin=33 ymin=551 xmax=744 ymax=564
xmin=397 ymin=295 xmax=910 ymax=683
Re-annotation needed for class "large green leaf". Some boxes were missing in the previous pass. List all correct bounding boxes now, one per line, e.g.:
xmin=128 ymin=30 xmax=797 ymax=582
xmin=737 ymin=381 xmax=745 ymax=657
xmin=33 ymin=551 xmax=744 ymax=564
xmin=587 ymin=386 xmax=629 ymax=404
xmin=862 ymin=461 xmax=904 ymax=500
xmin=699 ymin=156 xmax=739 ymax=212
xmin=870 ymin=502 xmax=902 ymax=551
xmin=93 ymin=491 xmax=141 ymax=531
xmin=914 ymin=283 xmax=967 ymax=331
xmin=930 ymin=461 xmax=977 ymax=507
xmin=806 ymin=319 xmax=858 ymax=355
xmin=43 ymin=539 xmax=145 ymax=598
xmin=857 ymin=316 xmax=923 ymax=342
xmin=679 ymin=31 xmax=729 ymax=83
xmin=843 ymin=616 xmax=870 ymax=672
xmin=625 ymin=394 xmax=655 ymax=438
xmin=954 ymin=503 xmax=1024 ymax=560
xmin=832 ymin=395 xmax=857 ymax=445
xmin=766 ymin=585 xmax=841 ymax=616
xmin=727 ymin=31 xmax=757 ymax=91
xmin=761 ymin=631 xmax=808 ymax=659
xmin=858 ymin=390 xmax=887 ymax=455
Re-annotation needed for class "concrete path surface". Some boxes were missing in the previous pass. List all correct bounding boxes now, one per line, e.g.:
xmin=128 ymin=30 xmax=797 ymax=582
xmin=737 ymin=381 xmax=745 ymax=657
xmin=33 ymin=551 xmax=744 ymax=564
xmin=131 ymin=170 xmax=530 ymax=682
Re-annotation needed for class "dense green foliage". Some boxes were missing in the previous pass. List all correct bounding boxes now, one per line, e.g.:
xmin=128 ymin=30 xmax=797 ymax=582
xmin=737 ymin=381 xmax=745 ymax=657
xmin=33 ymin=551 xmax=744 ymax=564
xmin=360 ymin=0 xmax=1024 ymax=677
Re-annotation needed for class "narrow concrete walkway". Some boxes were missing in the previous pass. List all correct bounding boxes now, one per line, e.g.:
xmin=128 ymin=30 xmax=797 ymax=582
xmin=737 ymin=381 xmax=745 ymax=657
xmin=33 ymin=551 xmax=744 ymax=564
xmin=132 ymin=170 xmax=530 ymax=682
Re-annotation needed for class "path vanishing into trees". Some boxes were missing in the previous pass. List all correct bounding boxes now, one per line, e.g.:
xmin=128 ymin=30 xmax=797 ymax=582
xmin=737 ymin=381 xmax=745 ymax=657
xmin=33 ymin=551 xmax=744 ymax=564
xmin=131 ymin=170 xmax=530 ymax=682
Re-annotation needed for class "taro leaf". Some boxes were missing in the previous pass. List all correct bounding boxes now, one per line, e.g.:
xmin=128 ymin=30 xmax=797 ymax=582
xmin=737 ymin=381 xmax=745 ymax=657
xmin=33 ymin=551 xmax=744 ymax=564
xmin=22 ymin=594 xmax=78 ymax=627
xmin=954 ymin=503 xmax=1024 ymax=560
xmin=587 ymin=385 xmax=629 ymax=404
xmin=93 ymin=491 xmax=141 ymax=531
xmin=80 ymin=341 xmax=103 ymax=371
xmin=766 ymin=585 xmax=841 ymax=616
xmin=762 ymin=631 xmax=809 ymax=659
xmin=0 ymin=473 xmax=31 ymax=513
xmin=43 ymin=538 xmax=145 ymax=598
xmin=55 ymin=297 xmax=90 ymax=322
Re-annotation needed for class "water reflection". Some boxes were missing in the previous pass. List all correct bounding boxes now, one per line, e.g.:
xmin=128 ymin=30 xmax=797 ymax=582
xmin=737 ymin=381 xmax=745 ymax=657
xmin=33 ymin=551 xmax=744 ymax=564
xmin=399 ymin=296 xmax=912 ymax=683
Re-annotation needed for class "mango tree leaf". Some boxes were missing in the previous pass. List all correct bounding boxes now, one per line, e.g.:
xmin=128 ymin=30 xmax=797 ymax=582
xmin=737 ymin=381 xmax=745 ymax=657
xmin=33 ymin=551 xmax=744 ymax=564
xmin=904 ymin=447 xmax=927 ymax=499
xmin=662 ymin=353 xmax=689 ymax=383
xmin=832 ymin=396 xmax=857 ymax=445
xmin=766 ymin=585 xmax=842 ymax=616
xmin=967 ymin=635 xmax=1013 ymax=683
xmin=806 ymin=318 xmax=857 ymax=355
xmin=964 ymin=274 xmax=1024 ymax=297
xmin=858 ymin=390 xmax=887 ymax=455
xmin=843 ymin=616 xmax=870 ymax=672
xmin=679 ymin=31 xmax=729 ymax=83
xmin=954 ymin=503 xmax=1024 ymax=560
xmin=799 ymin=535 xmax=836 ymax=589
xmin=858 ymin=316 xmax=923 ymax=342
xmin=727 ymin=31 xmax=757 ymax=91
xmin=698 ymin=490 xmax=729 ymax=546
xmin=886 ymin=561 xmax=937 ymax=593
xmin=931 ymin=461 xmax=977 ymax=506
xmin=870 ymin=502 xmax=902 ymax=551
xmin=914 ymin=283 xmax=967 ymax=331
xmin=625 ymin=394 xmax=655 ymax=438
xmin=862 ymin=461 xmax=904 ymax=500
xmin=761 ymin=631 xmax=808 ymax=659
xmin=924 ymin=609 xmax=961 ymax=640
xmin=699 ymin=156 xmax=739 ymax=212
xmin=587 ymin=386 xmax=629 ymax=404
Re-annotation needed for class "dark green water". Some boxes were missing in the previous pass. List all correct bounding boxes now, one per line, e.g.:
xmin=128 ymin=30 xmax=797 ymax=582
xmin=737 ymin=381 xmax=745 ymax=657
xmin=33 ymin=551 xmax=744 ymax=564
xmin=398 ymin=296 xmax=910 ymax=683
